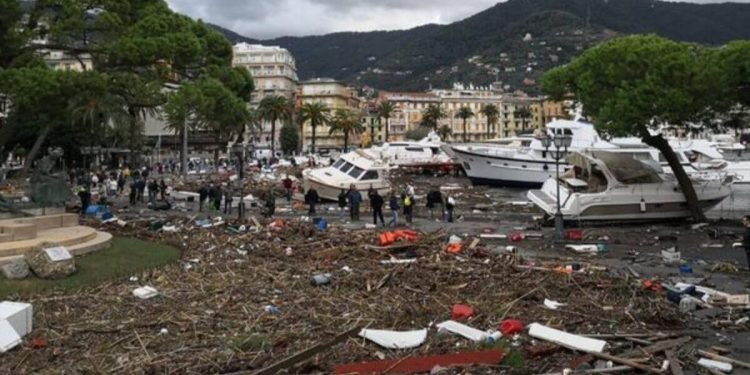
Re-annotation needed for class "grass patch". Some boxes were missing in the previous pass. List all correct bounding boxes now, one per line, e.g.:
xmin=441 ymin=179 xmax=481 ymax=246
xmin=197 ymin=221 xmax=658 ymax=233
xmin=0 ymin=237 xmax=180 ymax=298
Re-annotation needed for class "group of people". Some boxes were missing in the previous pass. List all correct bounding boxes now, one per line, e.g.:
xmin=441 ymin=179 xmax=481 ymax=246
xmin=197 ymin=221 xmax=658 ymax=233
xmin=198 ymin=182 xmax=234 ymax=214
xmin=319 ymin=184 xmax=455 ymax=227
xmin=74 ymin=165 xmax=173 ymax=213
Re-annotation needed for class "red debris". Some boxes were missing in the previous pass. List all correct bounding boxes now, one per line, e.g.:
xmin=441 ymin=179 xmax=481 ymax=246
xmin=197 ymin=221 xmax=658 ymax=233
xmin=509 ymin=231 xmax=525 ymax=242
xmin=642 ymin=279 xmax=663 ymax=293
xmin=499 ymin=319 xmax=524 ymax=336
xmin=566 ymin=229 xmax=583 ymax=241
xmin=29 ymin=337 xmax=47 ymax=349
xmin=333 ymin=350 xmax=506 ymax=374
xmin=451 ymin=304 xmax=475 ymax=320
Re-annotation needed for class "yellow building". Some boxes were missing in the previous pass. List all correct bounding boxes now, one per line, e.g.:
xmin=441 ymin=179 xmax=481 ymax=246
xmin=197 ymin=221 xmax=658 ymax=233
xmin=378 ymin=91 xmax=440 ymax=142
xmin=297 ymin=78 xmax=361 ymax=151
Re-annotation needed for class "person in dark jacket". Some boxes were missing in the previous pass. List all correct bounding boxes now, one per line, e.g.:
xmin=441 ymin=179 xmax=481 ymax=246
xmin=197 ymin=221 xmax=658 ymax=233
xmin=78 ymin=188 xmax=91 ymax=215
xmin=426 ymin=189 xmax=443 ymax=219
xmin=159 ymin=179 xmax=167 ymax=201
xmin=388 ymin=192 xmax=400 ymax=227
xmin=198 ymin=183 xmax=208 ymax=212
xmin=305 ymin=187 xmax=320 ymax=215
xmin=371 ymin=190 xmax=385 ymax=226
xmin=213 ymin=185 xmax=223 ymax=212
xmin=347 ymin=184 xmax=362 ymax=221
xmin=224 ymin=186 xmax=234 ymax=215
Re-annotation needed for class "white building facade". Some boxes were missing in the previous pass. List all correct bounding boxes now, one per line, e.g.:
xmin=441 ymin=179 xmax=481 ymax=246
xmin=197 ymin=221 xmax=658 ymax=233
xmin=232 ymin=43 xmax=299 ymax=150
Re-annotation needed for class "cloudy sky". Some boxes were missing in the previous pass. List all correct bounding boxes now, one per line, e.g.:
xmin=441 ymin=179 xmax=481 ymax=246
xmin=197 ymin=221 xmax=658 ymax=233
xmin=166 ymin=0 xmax=750 ymax=40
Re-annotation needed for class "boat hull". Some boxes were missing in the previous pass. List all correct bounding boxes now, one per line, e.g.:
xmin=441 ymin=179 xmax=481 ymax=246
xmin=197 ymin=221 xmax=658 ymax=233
xmin=302 ymin=172 xmax=390 ymax=202
xmin=452 ymin=147 xmax=557 ymax=187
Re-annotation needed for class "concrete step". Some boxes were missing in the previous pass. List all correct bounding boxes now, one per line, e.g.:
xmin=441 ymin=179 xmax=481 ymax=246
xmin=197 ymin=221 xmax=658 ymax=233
xmin=0 ymin=226 xmax=98 ymax=258
xmin=0 ymin=231 xmax=113 ymax=267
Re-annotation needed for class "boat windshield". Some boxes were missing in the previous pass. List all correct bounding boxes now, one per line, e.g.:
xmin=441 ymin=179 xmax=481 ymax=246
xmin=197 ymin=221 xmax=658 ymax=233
xmin=339 ymin=161 xmax=354 ymax=173
xmin=348 ymin=166 xmax=364 ymax=179
xmin=569 ymin=151 xmax=663 ymax=185
xmin=360 ymin=170 xmax=379 ymax=181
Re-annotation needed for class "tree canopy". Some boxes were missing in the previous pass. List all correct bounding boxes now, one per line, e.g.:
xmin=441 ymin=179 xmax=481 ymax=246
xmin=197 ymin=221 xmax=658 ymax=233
xmin=0 ymin=0 xmax=252 ymax=168
xmin=541 ymin=34 xmax=750 ymax=221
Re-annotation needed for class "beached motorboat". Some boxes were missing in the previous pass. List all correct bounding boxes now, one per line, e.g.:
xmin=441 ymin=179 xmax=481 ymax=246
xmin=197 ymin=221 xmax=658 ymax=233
xmin=364 ymin=132 xmax=455 ymax=171
xmin=450 ymin=118 xmax=735 ymax=188
xmin=527 ymin=150 xmax=733 ymax=221
xmin=447 ymin=119 xmax=619 ymax=187
xmin=301 ymin=150 xmax=390 ymax=201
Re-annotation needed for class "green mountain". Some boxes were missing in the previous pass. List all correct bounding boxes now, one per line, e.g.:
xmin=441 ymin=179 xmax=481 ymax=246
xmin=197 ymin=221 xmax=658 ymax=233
xmin=213 ymin=0 xmax=750 ymax=93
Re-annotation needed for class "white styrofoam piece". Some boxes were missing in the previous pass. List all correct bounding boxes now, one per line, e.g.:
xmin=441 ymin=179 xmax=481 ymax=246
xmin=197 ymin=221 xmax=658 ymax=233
xmin=132 ymin=286 xmax=159 ymax=299
xmin=358 ymin=328 xmax=427 ymax=349
xmin=544 ymin=299 xmax=566 ymax=310
xmin=565 ymin=245 xmax=598 ymax=253
xmin=528 ymin=323 xmax=607 ymax=353
xmin=44 ymin=246 xmax=73 ymax=262
xmin=479 ymin=234 xmax=507 ymax=239
xmin=698 ymin=358 xmax=733 ymax=373
xmin=436 ymin=320 xmax=487 ymax=342
xmin=0 ymin=319 xmax=22 ymax=352
xmin=0 ymin=301 xmax=33 ymax=336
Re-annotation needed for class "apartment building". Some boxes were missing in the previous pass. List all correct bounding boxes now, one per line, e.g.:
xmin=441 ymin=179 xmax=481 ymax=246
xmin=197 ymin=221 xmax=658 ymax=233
xmin=232 ymin=43 xmax=298 ymax=149
xmin=297 ymin=78 xmax=362 ymax=151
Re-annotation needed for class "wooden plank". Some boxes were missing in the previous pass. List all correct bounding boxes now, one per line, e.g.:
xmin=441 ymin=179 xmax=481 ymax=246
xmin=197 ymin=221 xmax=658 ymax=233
xmin=665 ymin=350 xmax=684 ymax=375
xmin=620 ymin=336 xmax=691 ymax=359
xmin=589 ymin=351 xmax=663 ymax=374
xmin=247 ymin=326 xmax=361 ymax=375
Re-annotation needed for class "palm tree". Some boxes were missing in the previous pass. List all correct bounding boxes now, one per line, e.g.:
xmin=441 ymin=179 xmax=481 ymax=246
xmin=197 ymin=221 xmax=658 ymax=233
xmin=69 ymin=90 xmax=128 ymax=168
xmin=437 ymin=124 xmax=452 ymax=141
xmin=329 ymin=109 xmax=364 ymax=152
xmin=257 ymin=95 xmax=291 ymax=155
xmin=420 ymin=104 xmax=446 ymax=130
xmin=298 ymin=102 xmax=330 ymax=154
xmin=456 ymin=106 xmax=474 ymax=142
xmin=514 ymin=106 xmax=533 ymax=131
xmin=480 ymin=104 xmax=499 ymax=140
xmin=377 ymin=100 xmax=395 ymax=142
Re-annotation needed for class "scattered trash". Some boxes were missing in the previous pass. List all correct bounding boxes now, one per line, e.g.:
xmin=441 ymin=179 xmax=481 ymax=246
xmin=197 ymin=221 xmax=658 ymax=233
xmin=132 ymin=286 xmax=159 ymax=299
xmin=451 ymin=304 xmax=474 ymax=320
xmin=566 ymin=229 xmax=583 ymax=241
xmin=158 ymin=328 xmax=168 ymax=336
xmin=662 ymin=247 xmax=681 ymax=265
xmin=528 ymin=323 xmax=608 ymax=353
xmin=358 ymin=328 xmax=427 ymax=349
xmin=333 ymin=350 xmax=506 ymax=374
xmin=565 ymin=244 xmax=599 ymax=254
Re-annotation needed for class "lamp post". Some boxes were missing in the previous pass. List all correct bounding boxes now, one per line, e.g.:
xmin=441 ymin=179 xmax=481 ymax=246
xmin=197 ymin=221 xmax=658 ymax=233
xmin=541 ymin=132 xmax=572 ymax=243
xmin=233 ymin=144 xmax=246 ymax=220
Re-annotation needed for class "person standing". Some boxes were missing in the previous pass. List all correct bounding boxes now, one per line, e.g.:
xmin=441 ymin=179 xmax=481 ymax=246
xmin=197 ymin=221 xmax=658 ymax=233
xmin=159 ymin=179 xmax=167 ymax=201
xmin=371 ymin=190 xmax=385 ymax=226
xmin=426 ymin=189 xmax=443 ymax=219
xmin=224 ymin=185 xmax=234 ymax=215
xmin=446 ymin=195 xmax=456 ymax=223
xmin=264 ymin=187 xmax=276 ymax=217
xmin=148 ymin=179 xmax=158 ymax=205
xmin=283 ymin=175 xmax=294 ymax=202
xmin=388 ymin=192 xmax=400 ymax=227
xmin=305 ymin=187 xmax=319 ymax=215
xmin=347 ymin=184 xmax=362 ymax=221
xmin=367 ymin=185 xmax=376 ymax=211
xmin=213 ymin=184 xmax=223 ymax=212
xmin=128 ymin=179 xmax=137 ymax=206
xmin=78 ymin=187 xmax=91 ymax=215
xmin=337 ymin=189 xmax=347 ymax=217
xmin=117 ymin=173 xmax=126 ymax=195
xmin=403 ymin=193 xmax=414 ymax=225
xmin=198 ymin=183 xmax=208 ymax=212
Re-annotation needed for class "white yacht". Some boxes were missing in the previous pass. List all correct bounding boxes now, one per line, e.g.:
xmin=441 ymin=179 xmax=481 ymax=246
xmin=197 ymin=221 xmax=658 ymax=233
xmin=449 ymin=119 xmax=734 ymax=188
xmin=447 ymin=119 xmax=618 ymax=187
xmin=527 ymin=150 xmax=733 ymax=221
xmin=302 ymin=150 xmax=390 ymax=202
xmin=364 ymin=132 xmax=454 ymax=170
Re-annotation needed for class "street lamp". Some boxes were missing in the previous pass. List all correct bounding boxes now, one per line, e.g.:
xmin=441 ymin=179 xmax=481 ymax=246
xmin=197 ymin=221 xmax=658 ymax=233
xmin=233 ymin=144 xmax=246 ymax=220
xmin=542 ymin=132 xmax=572 ymax=243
